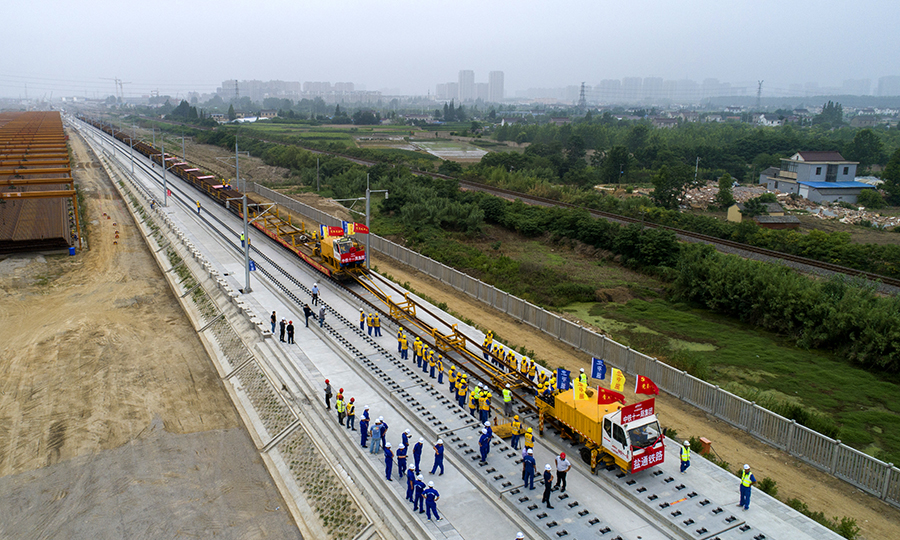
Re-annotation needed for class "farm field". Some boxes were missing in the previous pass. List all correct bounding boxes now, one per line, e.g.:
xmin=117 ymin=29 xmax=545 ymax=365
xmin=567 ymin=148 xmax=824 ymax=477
xmin=415 ymin=140 xmax=488 ymax=161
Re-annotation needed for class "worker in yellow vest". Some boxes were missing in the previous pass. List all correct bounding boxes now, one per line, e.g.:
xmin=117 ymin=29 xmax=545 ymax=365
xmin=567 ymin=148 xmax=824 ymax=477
xmin=366 ymin=313 xmax=374 ymax=336
xmin=335 ymin=394 xmax=346 ymax=426
xmin=448 ymin=366 xmax=457 ymax=394
xmin=346 ymin=398 xmax=356 ymax=431
xmin=549 ymin=375 xmax=558 ymax=395
xmin=538 ymin=371 xmax=548 ymax=387
xmin=510 ymin=415 xmax=522 ymax=449
xmin=528 ymin=361 xmax=536 ymax=382
xmin=423 ymin=347 xmax=432 ymax=374
xmin=480 ymin=390 xmax=491 ymax=423
xmin=428 ymin=351 xmax=437 ymax=379
xmin=578 ymin=368 xmax=587 ymax=385
xmin=373 ymin=313 xmax=381 ymax=336
xmin=469 ymin=385 xmax=480 ymax=418
xmin=436 ymin=354 xmax=444 ymax=384
xmin=482 ymin=335 xmax=491 ymax=361
xmin=359 ymin=308 xmax=366 ymax=331
xmin=457 ymin=376 xmax=468 ymax=407
xmin=414 ymin=338 xmax=423 ymax=367
xmin=520 ymin=357 xmax=529 ymax=375
xmin=502 ymin=384 xmax=513 ymax=417
xmin=400 ymin=334 xmax=409 ymax=360
xmin=680 ymin=440 xmax=691 ymax=474
xmin=523 ymin=427 xmax=535 ymax=458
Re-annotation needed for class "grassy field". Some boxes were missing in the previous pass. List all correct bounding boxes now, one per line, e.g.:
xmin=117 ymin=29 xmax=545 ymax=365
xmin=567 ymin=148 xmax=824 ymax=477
xmin=577 ymin=298 xmax=900 ymax=463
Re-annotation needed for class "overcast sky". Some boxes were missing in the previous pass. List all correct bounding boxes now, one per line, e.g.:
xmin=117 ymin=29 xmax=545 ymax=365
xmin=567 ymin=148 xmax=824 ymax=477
xmin=3 ymin=0 xmax=898 ymax=100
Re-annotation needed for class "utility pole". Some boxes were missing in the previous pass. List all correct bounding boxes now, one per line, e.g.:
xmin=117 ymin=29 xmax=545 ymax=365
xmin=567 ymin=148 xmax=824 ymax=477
xmin=161 ymin=141 xmax=168 ymax=207
xmin=316 ymin=157 xmax=320 ymax=192
xmin=757 ymin=80 xmax=764 ymax=111
xmin=332 ymin=173 xmax=388 ymax=271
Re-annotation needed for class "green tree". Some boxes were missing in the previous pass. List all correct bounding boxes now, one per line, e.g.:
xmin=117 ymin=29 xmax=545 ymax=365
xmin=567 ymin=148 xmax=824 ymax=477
xmin=227 ymin=104 xmax=236 ymax=121
xmin=882 ymin=147 xmax=900 ymax=205
xmin=651 ymin=165 xmax=691 ymax=209
xmin=845 ymin=128 xmax=886 ymax=172
xmin=856 ymin=188 xmax=885 ymax=209
xmin=716 ymin=173 xmax=736 ymax=208
xmin=599 ymin=146 xmax=630 ymax=184
xmin=813 ymin=101 xmax=843 ymax=128
xmin=740 ymin=198 xmax=769 ymax=217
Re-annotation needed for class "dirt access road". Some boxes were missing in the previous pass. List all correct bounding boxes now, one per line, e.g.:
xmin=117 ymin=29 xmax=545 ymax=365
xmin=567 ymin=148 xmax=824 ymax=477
xmin=0 ymin=128 xmax=300 ymax=539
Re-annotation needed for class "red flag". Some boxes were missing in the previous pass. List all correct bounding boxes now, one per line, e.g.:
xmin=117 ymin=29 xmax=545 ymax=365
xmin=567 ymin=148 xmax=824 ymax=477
xmin=635 ymin=375 xmax=659 ymax=396
xmin=353 ymin=222 xmax=369 ymax=234
xmin=597 ymin=387 xmax=626 ymax=405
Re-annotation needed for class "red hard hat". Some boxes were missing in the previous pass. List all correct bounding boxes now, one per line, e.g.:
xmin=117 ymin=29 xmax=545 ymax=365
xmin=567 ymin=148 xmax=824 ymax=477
xmin=350 ymin=397 xmax=355 ymax=402
xmin=339 ymin=388 xmax=344 ymax=393
xmin=289 ymin=320 xmax=292 ymax=324
xmin=325 ymin=379 xmax=329 ymax=384
xmin=560 ymin=452 xmax=566 ymax=459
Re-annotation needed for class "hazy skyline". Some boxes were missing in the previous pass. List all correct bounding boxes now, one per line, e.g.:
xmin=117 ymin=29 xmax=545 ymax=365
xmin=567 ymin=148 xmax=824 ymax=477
xmin=3 ymin=0 xmax=899 ymax=100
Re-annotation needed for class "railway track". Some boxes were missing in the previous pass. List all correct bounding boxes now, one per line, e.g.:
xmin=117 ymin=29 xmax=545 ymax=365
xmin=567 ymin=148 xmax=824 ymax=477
xmin=80 ymin=117 xmax=845 ymax=540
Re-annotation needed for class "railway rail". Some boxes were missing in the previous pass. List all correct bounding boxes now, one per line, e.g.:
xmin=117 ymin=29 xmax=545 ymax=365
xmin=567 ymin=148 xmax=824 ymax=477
xmin=77 ymin=116 xmax=844 ymax=540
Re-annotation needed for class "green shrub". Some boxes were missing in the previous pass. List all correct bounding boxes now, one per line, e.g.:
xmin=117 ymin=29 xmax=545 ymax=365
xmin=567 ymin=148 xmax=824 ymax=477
xmin=757 ymin=477 xmax=778 ymax=497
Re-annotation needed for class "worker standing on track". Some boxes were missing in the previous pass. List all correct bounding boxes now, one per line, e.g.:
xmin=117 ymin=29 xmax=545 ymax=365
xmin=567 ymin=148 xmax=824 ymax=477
xmin=554 ymin=452 xmax=571 ymax=493
xmin=528 ymin=360 xmax=536 ymax=382
xmin=523 ymin=427 xmax=535 ymax=458
xmin=457 ymin=376 xmax=468 ymax=408
xmin=367 ymin=313 xmax=374 ymax=336
xmin=369 ymin=418 xmax=382 ymax=454
xmin=522 ymin=448 xmax=536 ymax=490
xmin=428 ymin=351 xmax=436 ymax=379
xmin=469 ymin=385 xmax=480 ymax=418
xmin=483 ymin=421 xmax=493 ymax=439
xmin=311 ymin=283 xmax=319 ymax=306
xmin=303 ymin=304 xmax=312 ymax=327
xmin=738 ymin=464 xmax=756 ymax=510
xmin=482 ymin=335 xmax=491 ymax=360
xmin=414 ymin=338 xmax=423 ymax=367
xmin=401 ymin=429 xmax=411 ymax=449
xmin=286 ymin=321 xmax=295 ymax=344
xmin=279 ymin=318 xmax=286 ymax=342
xmin=379 ymin=417 xmax=389 ymax=448
xmin=196 ymin=200 xmax=201 ymax=215
xmin=401 ymin=333 xmax=409 ymax=360
xmin=503 ymin=384 xmax=513 ymax=417
xmin=406 ymin=464 xmax=416 ymax=502
xmin=373 ymin=313 xmax=381 ymax=336
xmin=359 ymin=415 xmax=370 ymax=448
xmin=542 ymin=464 xmax=555 ymax=509
xmin=270 ymin=311 xmax=276 ymax=333
xmin=430 ymin=439 xmax=444 ymax=475
xmin=359 ymin=308 xmax=365 ymax=330
xmin=479 ymin=428 xmax=491 ymax=464
xmin=510 ymin=415 xmax=522 ymax=450
xmin=681 ymin=441 xmax=691 ymax=473
xmin=413 ymin=475 xmax=426 ymax=513
xmin=413 ymin=437 xmax=424 ymax=474
xmin=436 ymin=355 xmax=444 ymax=384
xmin=324 ymin=379 xmax=332 ymax=410
xmin=424 ymin=481 xmax=441 ymax=521
xmin=480 ymin=390 xmax=492 ymax=423
xmin=384 ymin=442 xmax=394 ymax=481
xmin=448 ymin=367 xmax=457 ymax=394
xmin=346 ymin=398 xmax=356 ymax=430
xmin=423 ymin=347 xmax=432 ymax=374
xmin=396 ymin=444 xmax=407 ymax=480
xmin=335 ymin=393 xmax=345 ymax=425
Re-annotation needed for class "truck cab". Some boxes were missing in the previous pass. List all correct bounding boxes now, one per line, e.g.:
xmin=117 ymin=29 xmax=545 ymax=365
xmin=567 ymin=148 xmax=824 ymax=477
xmin=600 ymin=403 xmax=664 ymax=473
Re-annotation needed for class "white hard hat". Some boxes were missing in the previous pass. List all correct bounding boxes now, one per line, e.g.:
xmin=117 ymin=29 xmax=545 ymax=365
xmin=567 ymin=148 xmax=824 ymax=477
xmin=364 ymin=405 xmax=369 ymax=409
xmin=409 ymin=464 xmax=415 ymax=470
xmin=428 ymin=481 xmax=434 ymax=487
xmin=405 ymin=429 xmax=411 ymax=434
xmin=398 ymin=444 xmax=404 ymax=449
xmin=527 ymin=449 xmax=533 ymax=454
xmin=478 ymin=383 xmax=483 ymax=388
xmin=580 ymin=368 xmax=585 ymax=372
xmin=484 ymin=421 xmax=490 ymax=427
xmin=418 ymin=437 xmax=424 ymax=443
xmin=385 ymin=442 xmax=391 ymax=447
xmin=684 ymin=440 xmax=690 ymax=446
xmin=436 ymin=439 xmax=443 ymax=445
xmin=545 ymin=464 xmax=552 ymax=470
xmin=417 ymin=474 xmax=423 ymax=480
xmin=506 ymin=384 xmax=510 ymax=388
xmin=517 ymin=533 xmax=525 ymax=539
xmin=482 ymin=428 xmax=487 ymax=434
xmin=378 ymin=416 xmax=384 ymax=421
xmin=744 ymin=464 xmax=750 ymax=470
xmin=360 ymin=308 xmax=364 ymax=312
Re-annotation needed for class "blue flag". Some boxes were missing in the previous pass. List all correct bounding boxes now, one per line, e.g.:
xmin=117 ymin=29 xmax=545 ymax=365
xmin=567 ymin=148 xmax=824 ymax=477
xmin=591 ymin=358 xmax=607 ymax=380
xmin=556 ymin=368 xmax=571 ymax=391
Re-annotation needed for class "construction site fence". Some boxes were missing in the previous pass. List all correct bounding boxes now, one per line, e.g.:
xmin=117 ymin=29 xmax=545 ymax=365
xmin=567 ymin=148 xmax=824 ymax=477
xmin=249 ymin=182 xmax=900 ymax=509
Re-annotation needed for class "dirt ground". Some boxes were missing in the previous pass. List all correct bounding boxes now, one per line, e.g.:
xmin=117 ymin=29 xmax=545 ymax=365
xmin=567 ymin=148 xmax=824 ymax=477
xmin=0 ymin=128 xmax=299 ymax=538
xmin=369 ymin=254 xmax=900 ymax=540
xmin=143 ymin=132 xmax=899 ymax=539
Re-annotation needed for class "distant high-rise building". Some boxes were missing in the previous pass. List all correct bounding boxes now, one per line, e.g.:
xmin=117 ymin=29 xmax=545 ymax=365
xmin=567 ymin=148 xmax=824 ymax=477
xmin=622 ymin=77 xmax=642 ymax=102
xmin=334 ymin=82 xmax=355 ymax=93
xmin=476 ymin=83 xmax=489 ymax=101
xmin=878 ymin=76 xmax=900 ymax=96
xmin=842 ymin=79 xmax=870 ymax=95
xmin=598 ymin=79 xmax=621 ymax=101
xmin=488 ymin=71 xmax=504 ymax=102
xmin=458 ymin=70 xmax=475 ymax=101
xmin=642 ymin=77 xmax=663 ymax=101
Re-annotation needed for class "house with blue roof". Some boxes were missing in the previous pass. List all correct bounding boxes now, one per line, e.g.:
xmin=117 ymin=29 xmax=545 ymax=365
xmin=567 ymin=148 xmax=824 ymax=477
xmin=759 ymin=151 xmax=874 ymax=204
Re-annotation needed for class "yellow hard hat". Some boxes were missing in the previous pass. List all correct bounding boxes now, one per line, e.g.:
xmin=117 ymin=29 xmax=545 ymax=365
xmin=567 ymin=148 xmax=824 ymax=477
xmin=514 ymin=415 xmax=519 ymax=420
xmin=527 ymin=427 xmax=532 ymax=433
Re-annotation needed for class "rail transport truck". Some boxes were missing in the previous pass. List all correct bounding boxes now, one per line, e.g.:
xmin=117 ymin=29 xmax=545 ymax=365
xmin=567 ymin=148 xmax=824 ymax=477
xmin=537 ymin=390 xmax=664 ymax=473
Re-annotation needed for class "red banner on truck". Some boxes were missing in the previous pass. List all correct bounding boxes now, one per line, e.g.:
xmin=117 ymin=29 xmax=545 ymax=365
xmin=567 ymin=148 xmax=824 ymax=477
xmin=620 ymin=398 xmax=655 ymax=425
xmin=631 ymin=443 xmax=664 ymax=473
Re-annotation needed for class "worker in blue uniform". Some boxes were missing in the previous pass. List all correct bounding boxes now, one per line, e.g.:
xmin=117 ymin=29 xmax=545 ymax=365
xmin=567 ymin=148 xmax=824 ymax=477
xmin=380 ymin=417 xmax=389 ymax=448
xmin=483 ymin=421 xmax=493 ymax=439
xmin=396 ymin=444 xmax=407 ymax=480
xmin=362 ymin=405 xmax=370 ymax=421
xmin=430 ymin=439 xmax=444 ymax=475
xmin=413 ymin=474 xmax=426 ymax=513
xmin=359 ymin=415 xmax=370 ymax=448
xmin=522 ymin=448 xmax=536 ymax=490
xmin=406 ymin=465 xmax=416 ymax=502
xmin=479 ymin=428 xmax=491 ymax=464
xmin=401 ymin=428 xmax=411 ymax=449
xmin=413 ymin=437 xmax=424 ymax=474
xmin=369 ymin=418 xmax=382 ymax=454
xmin=384 ymin=442 xmax=394 ymax=480
xmin=424 ymin=481 xmax=441 ymax=521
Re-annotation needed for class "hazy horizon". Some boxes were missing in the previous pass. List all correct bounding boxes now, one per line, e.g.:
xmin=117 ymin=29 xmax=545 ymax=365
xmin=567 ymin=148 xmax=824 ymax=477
xmin=3 ymin=0 xmax=899 ymax=100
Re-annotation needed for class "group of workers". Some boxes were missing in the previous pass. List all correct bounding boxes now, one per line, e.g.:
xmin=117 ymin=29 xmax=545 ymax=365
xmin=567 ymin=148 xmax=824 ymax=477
xmin=327 ymin=378 xmax=445 ymax=521
xmin=361 ymin=309 xmax=382 ymax=336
